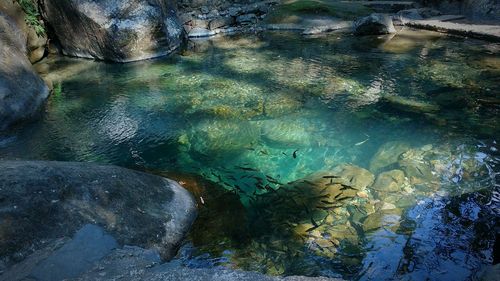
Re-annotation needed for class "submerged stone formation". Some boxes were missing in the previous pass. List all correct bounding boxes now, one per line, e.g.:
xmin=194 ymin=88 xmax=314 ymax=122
xmin=41 ymin=0 xmax=184 ymax=62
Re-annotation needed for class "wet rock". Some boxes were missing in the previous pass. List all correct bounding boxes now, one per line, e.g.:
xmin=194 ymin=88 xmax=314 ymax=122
xmin=237 ymin=13 xmax=258 ymax=24
xmin=0 ymin=161 xmax=197 ymax=265
xmin=353 ymin=13 xmax=396 ymax=36
xmin=190 ymin=119 xmax=260 ymax=153
xmin=369 ymin=141 xmax=411 ymax=173
xmin=397 ymin=8 xmax=441 ymax=22
xmin=188 ymin=27 xmax=216 ymax=37
xmin=209 ymin=16 xmax=234 ymax=30
xmin=41 ymin=0 xmax=184 ymax=62
xmin=362 ymin=209 xmax=402 ymax=232
xmin=0 ymin=0 xmax=48 ymax=63
xmin=259 ymin=118 xmax=315 ymax=147
xmin=0 ymin=12 xmax=49 ymax=131
xmin=371 ymin=169 xmax=406 ymax=193
xmin=398 ymin=148 xmax=436 ymax=185
xmin=74 ymin=244 xmax=341 ymax=281
xmin=383 ymin=95 xmax=440 ymax=114
xmin=1 ymin=224 xmax=119 ymax=281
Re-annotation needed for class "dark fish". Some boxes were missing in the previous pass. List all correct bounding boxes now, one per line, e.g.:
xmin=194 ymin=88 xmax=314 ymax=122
xmin=235 ymin=166 xmax=258 ymax=172
xmin=302 ymin=180 xmax=316 ymax=186
xmin=282 ymin=152 xmax=288 ymax=156
xmin=211 ymin=172 xmax=222 ymax=182
xmin=293 ymin=149 xmax=299 ymax=159
xmin=306 ymin=225 xmax=319 ymax=232
xmin=246 ymin=147 xmax=256 ymax=151
xmin=311 ymin=217 xmax=319 ymax=227
xmin=310 ymin=194 xmax=330 ymax=200
xmin=340 ymin=184 xmax=357 ymax=191
xmin=260 ymin=150 xmax=269 ymax=155
xmin=322 ymin=175 xmax=340 ymax=179
xmin=266 ymin=175 xmax=283 ymax=185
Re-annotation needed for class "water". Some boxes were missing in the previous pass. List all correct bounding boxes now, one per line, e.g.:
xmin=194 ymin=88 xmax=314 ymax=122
xmin=1 ymin=30 xmax=499 ymax=280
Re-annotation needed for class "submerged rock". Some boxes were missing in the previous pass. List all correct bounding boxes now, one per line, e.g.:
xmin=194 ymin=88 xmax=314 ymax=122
xmin=383 ymin=95 xmax=440 ymax=114
xmin=41 ymin=0 xmax=184 ymax=62
xmin=0 ymin=12 xmax=49 ymax=131
xmin=0 ymin=161 xmax=197 ymax=265
xmin=371 ymin=169 xmax=406 ymax=193
xmin=353 ymin=13 xmax=396 ymax=36
xmin=369 ymin=141 xmax=411 ymax=173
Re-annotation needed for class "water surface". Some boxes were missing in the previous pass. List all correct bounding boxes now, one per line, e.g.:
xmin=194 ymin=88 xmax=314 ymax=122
xmin=1 ymin=30 xmax=499 ymax=280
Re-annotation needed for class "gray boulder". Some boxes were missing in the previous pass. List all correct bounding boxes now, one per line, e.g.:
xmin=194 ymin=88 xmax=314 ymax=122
xmin=41 ymin=0 xmax=185 ymax=62
xmin=353 ymin=13 xmax=396 ymax=35
xmin=0 ymin=12 xmax=49 ymax=131
xmin=0 ymin=161 xmax=197 ymax=266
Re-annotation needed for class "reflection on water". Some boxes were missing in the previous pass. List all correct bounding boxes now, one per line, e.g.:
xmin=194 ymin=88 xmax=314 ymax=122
xmin=1 ymin=29 xmax=499 ymax=280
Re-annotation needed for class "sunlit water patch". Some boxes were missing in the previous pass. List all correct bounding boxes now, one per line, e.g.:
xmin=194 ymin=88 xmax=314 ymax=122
xmin=1 ymin=30 xmax=499 ymax=280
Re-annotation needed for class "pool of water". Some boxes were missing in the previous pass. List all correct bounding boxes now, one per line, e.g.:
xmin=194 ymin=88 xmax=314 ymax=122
xmin=1 ymin=29 xmax=499 ymax=280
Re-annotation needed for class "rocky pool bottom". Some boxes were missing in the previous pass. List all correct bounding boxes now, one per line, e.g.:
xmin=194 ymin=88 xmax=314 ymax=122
xmin=0 ymin=30 xmax=499 ymax=280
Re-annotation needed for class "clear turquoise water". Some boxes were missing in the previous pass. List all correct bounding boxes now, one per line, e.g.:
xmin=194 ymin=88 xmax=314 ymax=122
xmin=1 ymin=30 xmax=499 ymax=280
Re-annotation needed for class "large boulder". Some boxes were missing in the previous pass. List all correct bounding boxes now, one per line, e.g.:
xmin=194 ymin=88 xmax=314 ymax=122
xmin=0 ymin=0 xmax=48 ymax=63
xmin=353 ymin=13 xmax=396 ymax=35
xmin=0 ymin=12 xmax=49 ymax=131
xmin=0 ymin=161 xmax=197 ymax=267
xmin=41 ymin=0 xmax=185 ymax=62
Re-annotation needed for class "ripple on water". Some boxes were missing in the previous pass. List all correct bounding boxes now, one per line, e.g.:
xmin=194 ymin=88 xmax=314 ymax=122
xmin=1 ymin=30 xmax=498 ymax=280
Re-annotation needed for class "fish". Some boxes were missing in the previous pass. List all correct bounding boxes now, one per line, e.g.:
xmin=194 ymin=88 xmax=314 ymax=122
xmin=266 ymin=175 xmax=283 ymax=185
xmin=282 ymin=152 xmax=288 ymax=156
xmin=355 ymin=138 xmax=369 ymax=146
xmin=260 ymin=150 xmax=269 ymax=155
xmin=322 ymin=175 xmax=340 ymax=179
xmin=235 ymin=166 xmax=258 ymax=172
xmin=311 ymin=217 xmax=319 ymax=227
xmin=334 ymin=192 xmax=344 ymax=199
xmin=293 ymin=149 xmax=299 ymax=159
xmin=339 ymin=184 xmax=357 ymax=191
xmin=306 ymin=224 xmax=320 ymax=232
xmin=302 ymin=180 xmax=316 ymax=186
xmin=310 ymin=194 xmax=330 ymax=200
xmin=211 ymin=172 xmax=222 ymax=182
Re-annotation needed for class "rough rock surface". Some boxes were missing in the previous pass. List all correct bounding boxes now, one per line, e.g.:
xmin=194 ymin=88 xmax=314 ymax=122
xmin=0 ymin=161 xmax=197 ymax=266
xmin=1 ymin=226 xmax=340 ymax=281
xmin=0 ymin=12 xmax=49 ymax=131
xmin=0 ymin=0 xmax=48 ymax=63
xmin=353 ymin=13 xmax=396 ymax=35
xmin=422 ymin=0 xmax=500 ymax=21
xmin=75 ymin=245 xmax=341 ymax=281
xmin=41 ymin=0 xmax=184 ymax=62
